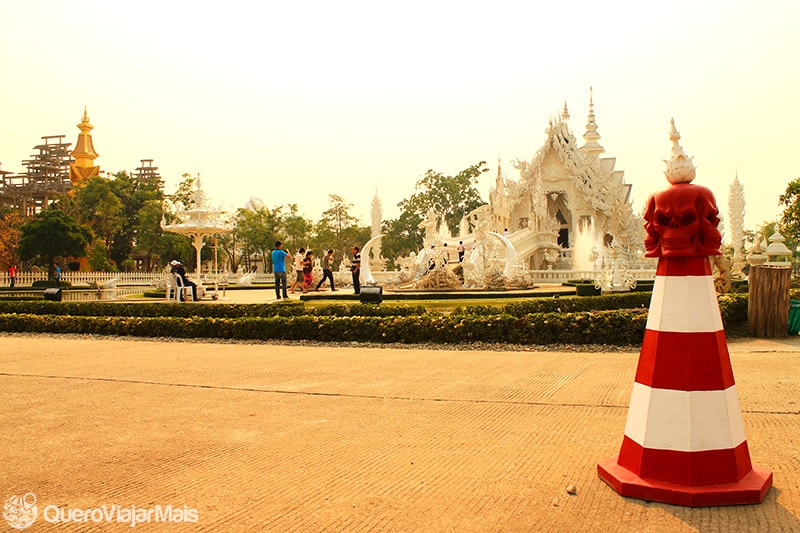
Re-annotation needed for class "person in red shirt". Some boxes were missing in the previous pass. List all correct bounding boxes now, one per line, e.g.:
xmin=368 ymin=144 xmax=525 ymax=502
xmin=8 ymin=264 xmax=17 ymax=288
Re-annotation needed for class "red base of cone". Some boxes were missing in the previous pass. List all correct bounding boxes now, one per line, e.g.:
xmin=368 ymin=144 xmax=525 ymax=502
xmin=598 ymin=456 xmax=772 ymax=507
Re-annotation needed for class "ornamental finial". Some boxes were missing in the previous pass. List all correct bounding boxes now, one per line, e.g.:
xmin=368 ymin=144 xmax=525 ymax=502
xmin=664 ymin=118 xmax=696 ymax=184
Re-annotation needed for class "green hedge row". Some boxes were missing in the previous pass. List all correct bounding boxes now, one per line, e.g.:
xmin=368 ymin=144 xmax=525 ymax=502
xmin=0 ymin=293 xmax=750 ymax=346
xmin=456 ymin=292 xmax=653 ymax=317
xmin=455 ymin=292 xmax=748 ymax=328
xmin=0 ymin=309 xmax=649 ymax=345
xmin=0 ymin=301 xmax=427 ymax=319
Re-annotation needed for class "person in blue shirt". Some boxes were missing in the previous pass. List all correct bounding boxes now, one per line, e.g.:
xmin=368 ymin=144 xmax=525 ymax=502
xmin=271 ymin=241 xmax=290 ymax=300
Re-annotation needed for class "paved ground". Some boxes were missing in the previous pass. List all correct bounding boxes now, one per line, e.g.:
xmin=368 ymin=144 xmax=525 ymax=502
xmin=1 ymin=326 xmax=799 ymax=532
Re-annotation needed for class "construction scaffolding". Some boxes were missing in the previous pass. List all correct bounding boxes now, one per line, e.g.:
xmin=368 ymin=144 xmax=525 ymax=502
xmin=134 ymin=159 xmax=163 ymax=188
xmin=0 ymin=135 xmax=74 ymax=216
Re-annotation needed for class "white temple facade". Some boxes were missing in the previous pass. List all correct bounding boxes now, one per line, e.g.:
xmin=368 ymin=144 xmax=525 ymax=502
xmin=467 ymin=91 xmax=643 ymax=270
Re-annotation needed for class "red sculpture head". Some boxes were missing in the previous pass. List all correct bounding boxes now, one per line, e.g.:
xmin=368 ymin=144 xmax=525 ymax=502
xmin=644 ymin=183 xmax=722 ymax=258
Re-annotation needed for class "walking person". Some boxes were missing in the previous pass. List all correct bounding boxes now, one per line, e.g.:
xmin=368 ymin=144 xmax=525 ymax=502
xmin=315 ymin=250 xmax=336 ymax=291
xmin=271 ymin=241 xmax=289 ymax=300
xmin=351 ymin=246 xmax=361 ymax=294
xmin=289 ymin=247 xmax=306 ymax=294
xmin=457 ymin=241 xmax=465 ymax=262
xmin=302 ymin=250 xmax=314 ymax=291
xmin=54 ymin=263 xmax=62 ymax=286
xmin=8 ymin=264 xmax=17 ymax=288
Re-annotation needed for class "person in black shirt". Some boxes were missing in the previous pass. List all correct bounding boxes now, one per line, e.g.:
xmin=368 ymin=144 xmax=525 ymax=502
xmin=351 ymin=246 xmax=361 ymax=294
xmin=170 ymin=260 xmax=197 ymax=301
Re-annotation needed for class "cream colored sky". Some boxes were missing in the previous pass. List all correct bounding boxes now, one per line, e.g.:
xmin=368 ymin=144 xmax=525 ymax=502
xmin=2 ymin=0 xmax=798 ymax=238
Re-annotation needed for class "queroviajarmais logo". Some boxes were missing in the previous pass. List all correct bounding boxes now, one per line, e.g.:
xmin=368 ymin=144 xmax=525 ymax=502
xmin=3 ymin=492 xmax=37 ymax=530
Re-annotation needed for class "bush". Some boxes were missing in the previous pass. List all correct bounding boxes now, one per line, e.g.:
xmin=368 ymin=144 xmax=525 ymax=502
xmin=0 ymin=309 xmax=650 ymax=345
xmin=0 ymin=292 xmax=750 ymax=346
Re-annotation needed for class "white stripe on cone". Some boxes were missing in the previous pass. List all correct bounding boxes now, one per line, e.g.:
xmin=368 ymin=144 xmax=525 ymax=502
xmin=624 ymin=382 xmax=747 ymax=451
xmin=646 ymin=275 xmax=723 ymax=333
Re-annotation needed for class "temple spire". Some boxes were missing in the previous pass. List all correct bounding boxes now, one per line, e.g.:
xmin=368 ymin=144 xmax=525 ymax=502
xmin=581 ymin=87 xmax=604 ymax=155
xmin=69 ymin=106 xmax=100 ymax=187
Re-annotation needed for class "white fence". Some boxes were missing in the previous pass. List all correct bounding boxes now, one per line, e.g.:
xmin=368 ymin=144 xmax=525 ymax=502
xmin=1 ymin=271 xmax=164 ymax=287
xmin=0 ymin=268 xmax=658 ymax=289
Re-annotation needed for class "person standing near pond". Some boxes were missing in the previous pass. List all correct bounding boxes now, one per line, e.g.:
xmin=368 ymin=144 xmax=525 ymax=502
xmin=8 ymin=264 xmax=17 ymax=287
xmin=271 ymin=241 xmax=289 ymax=300
xmin=351 ymin=246 xmax=361 ymax=294
xmin=315 ymin=249 xmax=336 ymax=291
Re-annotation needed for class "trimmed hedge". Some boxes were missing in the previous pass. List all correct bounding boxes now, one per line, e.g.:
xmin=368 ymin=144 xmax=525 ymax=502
xmin=0 ymin=301 xmax=427 ymax=319
xmin=0 ymin=293 xmax=750 ymax=346
xmin=455 ymin=292 xmax=652 ymax=316
xmin=0 ymin=309 xmax=648 ymax=345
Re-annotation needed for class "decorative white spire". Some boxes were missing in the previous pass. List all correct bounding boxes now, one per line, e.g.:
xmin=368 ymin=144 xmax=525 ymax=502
xmin=496 ymin=156 xmax=504 ymax=188
xmin=664 ymin=118 xmax=696 ymax=184
xmin=370 ymin=189 xmax=383 ymax=239
xmin=561 ymin=101 xmax=570 ymax=121
xmin=729 ymin=172 xmax=745 ymax=265
xmin=581 ymin=86 xmax=604 ymax=155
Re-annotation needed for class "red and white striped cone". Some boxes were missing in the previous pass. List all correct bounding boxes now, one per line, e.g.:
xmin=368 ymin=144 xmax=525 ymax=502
xmin=598 ymin=255 xmax=772 ymax=506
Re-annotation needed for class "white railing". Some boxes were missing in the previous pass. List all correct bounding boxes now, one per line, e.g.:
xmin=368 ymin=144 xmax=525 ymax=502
xmin=0 ymin=271 xmax=164 ymax=287
xmin=0 ymin=268 xmax=658 ymax=289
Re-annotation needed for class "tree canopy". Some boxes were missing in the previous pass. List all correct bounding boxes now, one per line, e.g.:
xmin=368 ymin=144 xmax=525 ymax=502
xmin=382 ymin=162 xmax=488 ymax=261
xmin=779 ymin=177 xmax=800 ymax=254
xmin=17 ymin=209 xmax=92 ymax=278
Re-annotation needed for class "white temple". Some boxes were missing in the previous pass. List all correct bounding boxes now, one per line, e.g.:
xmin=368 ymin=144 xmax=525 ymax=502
xmin=466 ymin=90 xmax=643 ymax=271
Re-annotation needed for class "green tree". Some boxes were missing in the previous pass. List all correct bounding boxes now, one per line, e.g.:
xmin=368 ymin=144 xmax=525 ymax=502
xmin=132 ymin=199 xmax=168 ymax=271
xmin=234 ymin=206 xmax=282 ymax=272
xmin=168 ymin=173 xmax=198 ymax=209
xmin=381 ymin=209 xmax=424 ymax=263
xmin=107 ymin=170 xmax=164 ymax=269
xmin=314 ymin=195 xmax=368 ymax=262
xmin=282 ymin=204 xmax=313 ymax=252
xmin=779 ymin=177 xmax=800 ymax=255
xmin=18 ymin=209 xmax=92 ymax=279
xmin=383 ymin=162 xmax=488 ymax=260
xmin=73 ymin=176 xmax=124 ymax=262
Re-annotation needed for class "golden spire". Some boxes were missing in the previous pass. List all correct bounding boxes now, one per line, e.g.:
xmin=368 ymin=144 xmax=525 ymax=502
xmin=69 ymin=106 xmax=100 ymax=186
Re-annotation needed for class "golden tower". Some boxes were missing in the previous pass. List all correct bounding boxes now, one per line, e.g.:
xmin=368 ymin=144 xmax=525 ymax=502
xmin=69 ymin=106 xmax=100 ymax=186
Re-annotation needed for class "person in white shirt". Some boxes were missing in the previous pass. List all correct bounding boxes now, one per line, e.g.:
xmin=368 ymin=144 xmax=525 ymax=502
xmin=289 ymin=247 xmax=307 ymax=293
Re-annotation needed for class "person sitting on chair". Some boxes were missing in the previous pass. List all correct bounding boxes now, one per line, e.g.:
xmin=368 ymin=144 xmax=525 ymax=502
xmin=170 ymin=260 xmax=197 ymax=301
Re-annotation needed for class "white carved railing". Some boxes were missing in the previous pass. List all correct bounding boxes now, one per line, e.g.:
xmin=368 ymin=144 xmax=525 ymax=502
xmin=0 ymin=268 xmax=658 ymax=290
xmin=0 ymin=271 xmax=164 ymax=287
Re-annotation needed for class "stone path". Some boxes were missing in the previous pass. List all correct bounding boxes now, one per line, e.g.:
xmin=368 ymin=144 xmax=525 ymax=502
xmin=1 ymin=334 xmax=799 ymax=531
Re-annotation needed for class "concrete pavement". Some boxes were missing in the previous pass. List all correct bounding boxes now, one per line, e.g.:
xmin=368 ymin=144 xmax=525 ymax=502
xmin=1 ymin=332 xmax=799 ymax=531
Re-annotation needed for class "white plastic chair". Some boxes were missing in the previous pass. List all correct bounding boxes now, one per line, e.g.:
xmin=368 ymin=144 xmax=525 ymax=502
xmin=167 ymin=274 xmax=193 ymax=302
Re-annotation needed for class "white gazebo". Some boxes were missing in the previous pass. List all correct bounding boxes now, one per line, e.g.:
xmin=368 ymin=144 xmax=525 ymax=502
xmin=161 ymin=175 xmax=233 ymax=276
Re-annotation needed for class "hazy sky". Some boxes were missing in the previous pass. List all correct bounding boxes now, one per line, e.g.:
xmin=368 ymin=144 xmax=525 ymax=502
xmin=2 ymin=0 xmax=798 ymax=237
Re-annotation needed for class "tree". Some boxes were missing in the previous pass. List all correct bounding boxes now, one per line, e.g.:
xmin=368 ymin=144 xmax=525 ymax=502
xmin=18 ymin=209 xmax=92 ymax=279
xmin=779 ymin=177 xmax=800 ymax=256
xmin=108 ymin=170 xmax=164 ymax=268
xmin=282 ymin=204 xmax=313 ymax=252
xmin=381 ymin=209 xmax=424 ymax=263
xmin=234 ymin=206 xmax=282 ymax=272
xmin=73 ymin=176 xmax=124 ymax=263
xmin=383 ymin=162 xmax=488 ymax=260
xmin=0 ymin=206 xmax=23 ymax=267
xmin=314 ymin=195 xmax=368 ymax=261
xmin=131 ymin=199 xmax=167 ymax=271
